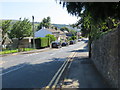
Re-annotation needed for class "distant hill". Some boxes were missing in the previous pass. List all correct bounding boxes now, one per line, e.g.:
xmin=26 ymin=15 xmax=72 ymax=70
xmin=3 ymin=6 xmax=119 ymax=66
xmin=52 ymin=24 xmax=79 ymax=31
xmin=52 ymin=24 xmax=69 ymax=29
xmin=0 ymin=19 xmax=78 ymax=31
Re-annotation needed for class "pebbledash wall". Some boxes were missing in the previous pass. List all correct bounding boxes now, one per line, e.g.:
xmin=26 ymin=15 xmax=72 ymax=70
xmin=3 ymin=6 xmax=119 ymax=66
xmin=91 ymin=27 xmax=119 ymax=88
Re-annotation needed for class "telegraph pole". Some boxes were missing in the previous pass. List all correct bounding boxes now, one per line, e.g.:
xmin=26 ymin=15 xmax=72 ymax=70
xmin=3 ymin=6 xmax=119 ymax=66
xmin=32 ymin=16 xmax=35 ymax=49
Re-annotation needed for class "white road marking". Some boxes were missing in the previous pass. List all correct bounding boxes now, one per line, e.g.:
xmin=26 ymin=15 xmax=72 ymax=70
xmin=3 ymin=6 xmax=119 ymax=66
xmin=0 ymin=65 xmax=25 ymax=76
xmin=27 ymin=53 xmax=39 ymax=56
xmin=50 ymin=53 xmax=55 ymax=56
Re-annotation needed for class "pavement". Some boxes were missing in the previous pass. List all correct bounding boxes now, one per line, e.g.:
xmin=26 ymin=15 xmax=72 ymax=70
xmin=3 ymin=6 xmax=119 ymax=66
xmin=62 ymin=44 xmax=109 ymax=88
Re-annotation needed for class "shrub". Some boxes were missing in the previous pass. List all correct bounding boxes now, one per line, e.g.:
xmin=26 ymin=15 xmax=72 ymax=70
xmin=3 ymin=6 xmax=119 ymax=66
xmin=45 ymin=34 xmax=56 ymax=43
xmin=35 ymin=37 xmax=50 ymax=48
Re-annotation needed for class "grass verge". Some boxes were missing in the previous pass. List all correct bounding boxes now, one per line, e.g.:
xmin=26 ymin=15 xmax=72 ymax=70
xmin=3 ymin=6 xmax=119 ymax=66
xmin=0 ymin=48 xmax=35 ymax=55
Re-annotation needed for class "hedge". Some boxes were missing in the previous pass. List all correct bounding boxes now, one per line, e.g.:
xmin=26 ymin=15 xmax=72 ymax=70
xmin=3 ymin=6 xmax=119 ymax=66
xmin=31 ymin=37 xmax=50 ymax=49
xmin=40 ymin=37 xmax=49 ymax=48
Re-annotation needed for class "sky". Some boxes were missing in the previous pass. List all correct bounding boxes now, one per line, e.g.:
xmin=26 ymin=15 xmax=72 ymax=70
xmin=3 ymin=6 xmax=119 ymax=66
xmin=0 ymin=0 xmax=79 ymax=24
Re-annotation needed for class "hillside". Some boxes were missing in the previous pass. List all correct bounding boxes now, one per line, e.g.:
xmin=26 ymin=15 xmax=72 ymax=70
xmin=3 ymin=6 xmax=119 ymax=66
xmin=0 ymin=19 xmax=78 ymax=31
xmin=52 ymin=24 xmax=69 ymax=29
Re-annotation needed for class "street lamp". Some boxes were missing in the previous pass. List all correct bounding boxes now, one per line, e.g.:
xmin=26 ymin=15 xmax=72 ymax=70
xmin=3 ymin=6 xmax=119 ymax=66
xmin=32 ymin=16 xmax=35 ymax=49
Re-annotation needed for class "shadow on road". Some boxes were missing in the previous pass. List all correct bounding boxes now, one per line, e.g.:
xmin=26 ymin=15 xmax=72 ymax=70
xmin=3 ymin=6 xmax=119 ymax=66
xmin=2 ymin=57 xmax=67 ymax=88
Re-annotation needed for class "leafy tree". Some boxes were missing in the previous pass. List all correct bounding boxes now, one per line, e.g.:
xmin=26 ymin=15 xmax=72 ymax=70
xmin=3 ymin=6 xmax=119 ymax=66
xmin=1 ymin=20 xmax=11 ymax=45
xmin=59 ymin=2 xmax=120 ymax=58
xmin=69 ymin=29 xmax=77 ymax=36
xmin=60 ymin=27 xmax=69 ymax=32
xmin=71 ymin=36 xmax=76 ymax=40
xmin=10 ymin=18 xmax=32 ymax=48
xmin=59 ymin=2 xmax=119 ymax=37
xmin=45 ymin=34 xmax=56 ymax=43
xmin=54 ymin=26 xmax=58 ymax=30
xmin=37 ymin=16 xmax=51 ymax=30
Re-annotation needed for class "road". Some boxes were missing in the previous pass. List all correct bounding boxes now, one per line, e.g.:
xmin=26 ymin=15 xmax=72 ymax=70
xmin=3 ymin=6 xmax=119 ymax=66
xmin=1 ymin=40 xmax=87 ymax=88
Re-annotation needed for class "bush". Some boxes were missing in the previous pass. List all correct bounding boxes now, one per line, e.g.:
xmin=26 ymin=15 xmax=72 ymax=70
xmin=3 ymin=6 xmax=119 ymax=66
xmin=45 ymin=34 xmax=56 ymax=43
xmin=35 ymin=37 xmax=50 ymax=48
xmin=40 ymin=37 xmax=49 ymax=47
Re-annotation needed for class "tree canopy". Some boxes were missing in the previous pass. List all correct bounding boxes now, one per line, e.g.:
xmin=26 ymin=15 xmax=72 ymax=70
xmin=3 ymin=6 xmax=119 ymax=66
xmin=59 ymin=2 xmax=119 ymax=58
xmin=37 ymin=16 xmax=51 ymax=30
xmin=10 ymin=18 xmax=32 ymax=40
xmin=59 ymin=2 xmax=120 ymax=38
xmin=60 ymin=27 xmax=69 ymax=32
xmin=61 ymin=2 xmax=119 ymax=21
xmin=1 ymin=20 xmax=12 ymax=45
xmin=45 ymin=34 xmax=56 ymax=43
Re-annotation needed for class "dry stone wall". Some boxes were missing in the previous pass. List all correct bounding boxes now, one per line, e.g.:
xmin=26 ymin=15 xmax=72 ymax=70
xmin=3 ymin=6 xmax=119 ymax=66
xmin=91 ymin=27 xmax=119 ymax=88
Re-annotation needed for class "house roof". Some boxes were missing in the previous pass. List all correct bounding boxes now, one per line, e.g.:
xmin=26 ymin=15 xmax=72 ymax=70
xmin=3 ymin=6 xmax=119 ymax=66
xmin=46 ymin=28 xmax=64 ymax=34
xmin=35 ymin=28 xmax=65 ymax=38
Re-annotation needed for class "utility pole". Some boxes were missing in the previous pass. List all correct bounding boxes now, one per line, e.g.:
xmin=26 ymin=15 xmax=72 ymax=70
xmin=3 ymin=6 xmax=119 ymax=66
xmin=32 ymin=16 xmax=35 ymax=49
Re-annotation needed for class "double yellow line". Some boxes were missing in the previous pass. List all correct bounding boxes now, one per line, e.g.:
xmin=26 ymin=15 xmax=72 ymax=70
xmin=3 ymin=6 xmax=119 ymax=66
xmin=44 ymin=51 xmax=77 ymax=90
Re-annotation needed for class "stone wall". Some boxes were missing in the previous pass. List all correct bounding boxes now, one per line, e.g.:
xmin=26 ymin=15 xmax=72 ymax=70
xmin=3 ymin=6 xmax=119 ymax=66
xmin=91 ymin=27 xmax=119 ymax=88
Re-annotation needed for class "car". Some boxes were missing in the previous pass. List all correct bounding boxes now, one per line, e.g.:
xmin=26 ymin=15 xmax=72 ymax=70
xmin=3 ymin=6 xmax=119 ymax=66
xmin=78 ymin=39 xmax=81 ymax=42
xmin=69 ymin=40 xmax=74 ymax=45
xmin=51 ymin=41 xmax=61 ymax=48
xmin=61 ymin=42 xmax=68 ymax=46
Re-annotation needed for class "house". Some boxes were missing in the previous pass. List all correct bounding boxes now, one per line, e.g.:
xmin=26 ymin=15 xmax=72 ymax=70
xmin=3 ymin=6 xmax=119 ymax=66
xmin=12 ymin=37 xmax=33 ymax=48
xmin=8 ymin=28 xmax=67 ymax=49
xmin=35 ymin=27 xmax=66 ymax=42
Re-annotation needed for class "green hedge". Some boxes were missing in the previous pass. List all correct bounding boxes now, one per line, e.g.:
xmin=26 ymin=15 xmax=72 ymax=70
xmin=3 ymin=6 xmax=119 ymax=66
xmin=40 ymin=37 xmax=49 ymax=47
xmin=35 ymin=37 xmax=50 ymax=48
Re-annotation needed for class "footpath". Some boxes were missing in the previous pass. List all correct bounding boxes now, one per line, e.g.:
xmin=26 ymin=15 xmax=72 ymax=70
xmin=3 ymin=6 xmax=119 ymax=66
xmin=62 ymin=44 xmax=109 ymax=88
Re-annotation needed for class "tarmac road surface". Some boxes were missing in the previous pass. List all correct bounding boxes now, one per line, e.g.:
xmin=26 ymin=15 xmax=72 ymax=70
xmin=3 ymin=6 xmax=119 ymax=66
xmin=1 ymin=40 xmax=86 ymax=88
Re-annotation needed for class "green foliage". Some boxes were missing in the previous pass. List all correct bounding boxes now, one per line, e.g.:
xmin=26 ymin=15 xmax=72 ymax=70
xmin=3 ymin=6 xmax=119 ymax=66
xmin=60 ymin=27 xmax=77 ymax=36
xmin=61 ymin=2 xmax=119 ymax=21
xmin=2 ymin=20 xmax=11 ymax=34
xmin=36 ymin=37 xmax=50 ymax=48
xmin=52 ymin=24 xmax=69 ymax=29
xmin=35 ymin=35 xmax=56 ymax=48
xmin=60 ymin=2 xmax=120 ymax=40
xmin=71 ymin=36 xmax=76 ymax=40
xmin=60 ymin=27 xmax=69 ymax=32
xmin=0 ymin=48 xmax=34 ymax=55
xmin=1 ymin=20 xmax=12 ymax=45
xmin=45 ymin=34 xmax=56 ymax=43
xmin=40 ymin=37 xmax=49 ymax=47
xmin=37 ymin=16 xmax=51 ymax=30
xmin=10 ymin=18 xmax=32 ymax=40
xmin=69 ymin=29 xmax=77 ymax=36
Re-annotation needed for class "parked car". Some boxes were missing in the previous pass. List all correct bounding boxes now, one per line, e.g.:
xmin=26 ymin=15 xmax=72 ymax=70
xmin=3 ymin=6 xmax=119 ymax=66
xmin=78 ymin=39 xmax=81 ymax=42
xmin=69 ymin=40 xmax=74 ymax=45
xmin=61 ymin=42 xmax=68 ymax=46
xmin=51 ymin=41 xmax=61 ymax=48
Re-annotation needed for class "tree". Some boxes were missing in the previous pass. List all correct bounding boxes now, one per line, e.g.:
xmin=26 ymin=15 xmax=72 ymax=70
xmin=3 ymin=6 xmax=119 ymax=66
xmin=59 ymin=2 xmax=120 ymax=58
xmin=45 ymin=34 xmax=56 ymax=43
xmin=10 ymin=18 xmax=32 ymax=48
xmin=60 ymin=27 xmax=69 ymax=32
xmin=37 ymin=16 xmax=51 ymax=30
xmin=60 ymin=2 xmax=119 ymax=36
xmin=1 ymin=20 xmax=12 ymax=45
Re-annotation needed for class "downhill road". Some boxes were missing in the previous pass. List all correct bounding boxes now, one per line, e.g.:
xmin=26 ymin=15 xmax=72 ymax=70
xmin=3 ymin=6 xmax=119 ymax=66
xmin=1 ymin=40 xmax=87 ymax=88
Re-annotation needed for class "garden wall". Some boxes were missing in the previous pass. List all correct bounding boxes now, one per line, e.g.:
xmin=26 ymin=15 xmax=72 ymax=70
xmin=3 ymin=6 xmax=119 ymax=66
xmin=91 ymin=27 xmax=119 ymax=88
